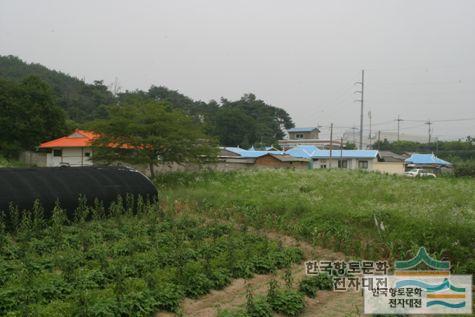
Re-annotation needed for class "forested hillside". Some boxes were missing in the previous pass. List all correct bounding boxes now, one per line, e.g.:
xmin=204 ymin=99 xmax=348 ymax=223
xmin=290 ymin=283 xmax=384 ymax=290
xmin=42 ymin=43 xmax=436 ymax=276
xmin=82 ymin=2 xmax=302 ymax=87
xmin=0 ymin=55 xmax=294 ymax=148
xmin=0 ymin=55 xmax=114 ymax=122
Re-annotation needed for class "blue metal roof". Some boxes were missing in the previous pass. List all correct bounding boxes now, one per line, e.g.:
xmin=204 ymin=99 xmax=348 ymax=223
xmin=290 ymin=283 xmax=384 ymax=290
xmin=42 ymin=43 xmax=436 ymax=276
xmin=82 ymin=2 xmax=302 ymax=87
xmin=226 ymin=146 xmax=378 ymax=160
xmin=405 ymin=153 xmax=452 ymax=166
xmin=288 ymin=127 xmax=320 ymax=133
xmin=311 ymin=150 xmax=379 ymax=159
xmin=285 ymin=145 xmax=320 ymax=158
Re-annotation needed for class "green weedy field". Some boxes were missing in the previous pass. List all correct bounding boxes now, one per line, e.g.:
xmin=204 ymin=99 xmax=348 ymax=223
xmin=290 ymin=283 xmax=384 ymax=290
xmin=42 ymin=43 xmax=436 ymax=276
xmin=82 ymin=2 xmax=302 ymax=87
xmin=160 ymin=169 xmax=475 ymax=273
xmin=1 ymin=169 xmax=474 ymax=316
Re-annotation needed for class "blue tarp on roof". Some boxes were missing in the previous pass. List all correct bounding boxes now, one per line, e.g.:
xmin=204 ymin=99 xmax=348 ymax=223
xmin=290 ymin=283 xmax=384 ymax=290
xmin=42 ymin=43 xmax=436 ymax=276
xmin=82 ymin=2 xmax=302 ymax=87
xmin=288 ymin=127 xmax=320 ymax=132
xmin=311 ymin=150 xmax=379 ymax=159
xmin=224 ymin=147 xmax=284 ymax=158
xmin=405 ymin=153 xmax=452 ymax=166
xmin=285 ymin=145 xmax=320 ymax=158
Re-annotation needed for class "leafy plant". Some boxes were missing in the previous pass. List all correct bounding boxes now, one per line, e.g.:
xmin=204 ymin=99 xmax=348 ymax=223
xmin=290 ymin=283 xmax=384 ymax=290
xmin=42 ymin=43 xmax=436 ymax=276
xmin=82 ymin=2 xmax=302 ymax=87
xmin=267 ymin=289 xmax=305 ymax=316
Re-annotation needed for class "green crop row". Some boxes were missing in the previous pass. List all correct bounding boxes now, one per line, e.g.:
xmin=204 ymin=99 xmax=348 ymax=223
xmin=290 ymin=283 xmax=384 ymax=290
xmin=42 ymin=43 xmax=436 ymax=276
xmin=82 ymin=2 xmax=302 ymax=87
xmin=0 ymin=199 xmax=303 ymax=316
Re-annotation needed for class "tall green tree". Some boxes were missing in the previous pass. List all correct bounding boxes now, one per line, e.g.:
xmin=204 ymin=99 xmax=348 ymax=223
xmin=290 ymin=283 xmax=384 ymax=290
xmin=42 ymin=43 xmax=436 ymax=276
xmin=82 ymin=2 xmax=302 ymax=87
xmin=91 ymin=101 xmax=218 ymax=177
xmin=209 ymin=93 xmax=294 ymax=147
xmin=0 ymin=76 xmax=67 ymax=157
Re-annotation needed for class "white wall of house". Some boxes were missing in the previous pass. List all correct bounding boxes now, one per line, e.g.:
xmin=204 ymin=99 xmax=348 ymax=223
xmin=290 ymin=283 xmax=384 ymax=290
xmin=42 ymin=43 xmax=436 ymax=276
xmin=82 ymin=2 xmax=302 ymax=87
xmin=46 ymin=147 xmax=93 ymax=167
xmin=373 ymin=161 xmax=405 ymax=174
xmin=313 ymin=158 xmax=375 ymax=170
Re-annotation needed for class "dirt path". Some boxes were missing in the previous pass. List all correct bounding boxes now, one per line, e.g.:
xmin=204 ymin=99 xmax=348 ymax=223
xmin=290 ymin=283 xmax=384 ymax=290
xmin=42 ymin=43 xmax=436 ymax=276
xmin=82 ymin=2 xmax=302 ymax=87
xmin=155 ymin=202 xmax=364 ymax=316
xmin=156 ymin=230 xmax=364 ymax=317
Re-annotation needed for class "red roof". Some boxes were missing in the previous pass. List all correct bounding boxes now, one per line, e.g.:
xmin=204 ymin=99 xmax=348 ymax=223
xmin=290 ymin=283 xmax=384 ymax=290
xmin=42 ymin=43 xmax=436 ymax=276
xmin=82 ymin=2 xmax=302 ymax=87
xmin=39 ymin=130 xmax=98 ymax=148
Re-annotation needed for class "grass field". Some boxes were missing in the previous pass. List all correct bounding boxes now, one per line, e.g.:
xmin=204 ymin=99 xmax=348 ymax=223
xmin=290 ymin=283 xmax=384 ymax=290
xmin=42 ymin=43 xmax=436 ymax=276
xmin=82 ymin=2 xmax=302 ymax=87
xmin=159 ymin=169 xmax=475 ymax=274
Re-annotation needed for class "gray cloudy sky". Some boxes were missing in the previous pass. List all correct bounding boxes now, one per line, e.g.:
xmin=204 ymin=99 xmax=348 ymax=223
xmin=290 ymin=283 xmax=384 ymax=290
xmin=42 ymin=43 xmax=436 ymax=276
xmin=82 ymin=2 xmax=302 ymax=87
xmin=1 ymin=0 xmax=474 ymax=140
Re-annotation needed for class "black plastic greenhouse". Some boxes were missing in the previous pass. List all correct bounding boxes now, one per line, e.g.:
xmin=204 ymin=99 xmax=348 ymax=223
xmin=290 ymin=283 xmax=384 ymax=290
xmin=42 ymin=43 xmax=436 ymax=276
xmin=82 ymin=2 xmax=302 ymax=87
xmin=0 ymin=166 xmax=158 ymax=218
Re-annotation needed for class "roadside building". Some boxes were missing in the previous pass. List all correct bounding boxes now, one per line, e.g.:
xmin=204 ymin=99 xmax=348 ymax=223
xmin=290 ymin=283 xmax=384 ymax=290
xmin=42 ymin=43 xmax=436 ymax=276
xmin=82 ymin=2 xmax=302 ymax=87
xmin=311 ymin=149 xmax=380 ymax=170
xmin=254 ymin=153 xmax=309 ymax=169
xmin=39 ymin=130 xmax=97 ymax=167
xmin=278 ymin=127 xmax=342 ymax=150
xmin=220 ymin=147 xmax=308 ymax=169
xmin=284 ymin=145 xmax=405 ymax=174
xmin=373 ymin=151 xmax=406 ymax=174
xmin=404 ymin=153 xmax=452 ymax=173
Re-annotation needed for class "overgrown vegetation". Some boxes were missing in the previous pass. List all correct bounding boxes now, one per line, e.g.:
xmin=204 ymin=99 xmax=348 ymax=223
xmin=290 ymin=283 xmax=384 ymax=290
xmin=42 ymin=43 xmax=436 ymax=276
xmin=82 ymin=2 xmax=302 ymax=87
xmin=0 ymin=197 xmax=303 ymax=316
xmin=160 ymin=169 xmax=475 ymax=273
xmin=453 ymin=160 xmax=475 ymax=177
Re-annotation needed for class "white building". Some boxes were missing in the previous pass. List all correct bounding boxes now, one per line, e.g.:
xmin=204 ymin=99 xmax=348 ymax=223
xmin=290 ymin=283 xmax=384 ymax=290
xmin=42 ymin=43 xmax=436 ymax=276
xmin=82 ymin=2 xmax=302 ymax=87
xmin=39 ymin=130 xmax=96 ymax=167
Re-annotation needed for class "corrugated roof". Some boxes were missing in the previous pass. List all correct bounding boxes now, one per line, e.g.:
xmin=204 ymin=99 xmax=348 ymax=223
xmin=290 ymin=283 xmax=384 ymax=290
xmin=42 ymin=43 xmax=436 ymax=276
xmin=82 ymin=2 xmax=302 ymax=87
xmin=39 ymin=129 xmax=97 ymax=148
xmin=379 ymin=151 xmax=406 ymax=162
xmin=224 ymin=147 xmax=284 ymax=158
xmin=285 ymin=145 xmax=320 ymax=158
xmin=269 ymin=154 xmax=308 ymax=162
xmin=40 ymin=130 xmax=136 ymax=150
xmin=405 ymin=153 xmax=452 ymax=166
xmin=287 ymin=127 xmax=320 ymax=133
xmin=312 ymin=150 xmax=379 ymax=159
xmin=225 ymin=146 xmax=379 ymax=160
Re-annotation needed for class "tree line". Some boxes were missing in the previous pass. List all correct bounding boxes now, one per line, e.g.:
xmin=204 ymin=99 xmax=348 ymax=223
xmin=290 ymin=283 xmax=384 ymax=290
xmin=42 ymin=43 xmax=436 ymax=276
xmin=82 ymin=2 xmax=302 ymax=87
xmin=0 ymin=55 xmax=295 ymax=173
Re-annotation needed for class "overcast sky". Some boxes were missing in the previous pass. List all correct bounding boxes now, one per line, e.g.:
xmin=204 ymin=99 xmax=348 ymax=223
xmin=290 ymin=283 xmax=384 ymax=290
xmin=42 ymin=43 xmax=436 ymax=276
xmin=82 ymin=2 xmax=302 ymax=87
xmin=1 ymin=0 xmax=474 ymax=140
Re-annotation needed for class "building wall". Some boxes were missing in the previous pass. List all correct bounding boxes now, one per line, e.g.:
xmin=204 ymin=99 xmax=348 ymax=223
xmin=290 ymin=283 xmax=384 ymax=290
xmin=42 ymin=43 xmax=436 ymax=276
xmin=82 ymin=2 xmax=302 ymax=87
xmin=289 ymin=130 xmax=319 ymax=140
xmin=255 ymin=155 xmax=308 ymax=169
xmin=373 ymin=161 xmax=405 ymax=174
xmin=46 ymin=147 xmax=93 ymax=167
xmin=19 ymin=151 xmax=47 ymax=167
xmin=313 ymin=158 xmax=376 ymax=170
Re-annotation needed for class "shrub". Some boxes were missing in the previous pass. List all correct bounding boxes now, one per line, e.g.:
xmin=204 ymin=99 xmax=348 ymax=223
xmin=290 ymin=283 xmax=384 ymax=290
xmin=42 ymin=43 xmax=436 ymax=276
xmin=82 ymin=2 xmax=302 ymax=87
xmin=298 ymin=277 xmax=318 ymax=298
xmin=298 ymin=274 xmax=334 ymax=298
xmin=454 ymin=160 xmax=475 ymax=177
xmin=246 ymin=296 xmax=273 ymax=317
xmin=268 ymin=289 xmax=305 ymax=316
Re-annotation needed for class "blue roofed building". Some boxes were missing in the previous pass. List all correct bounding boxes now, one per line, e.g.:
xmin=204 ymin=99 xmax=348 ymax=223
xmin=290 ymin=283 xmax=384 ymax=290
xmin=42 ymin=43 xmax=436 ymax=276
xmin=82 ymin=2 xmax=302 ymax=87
xmin=405 ymin=153 xmax=452 ymax=173
xmin=219 ymin=145 xmax=405 ymax=174
xmin=285 ymin=145 xmax=405 ymax=173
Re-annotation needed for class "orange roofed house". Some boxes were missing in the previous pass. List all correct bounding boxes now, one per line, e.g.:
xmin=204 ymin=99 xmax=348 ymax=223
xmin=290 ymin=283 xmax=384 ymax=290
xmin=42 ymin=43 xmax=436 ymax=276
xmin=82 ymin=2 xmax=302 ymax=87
xmin=39 ymin=130 xmax=98 ymax=167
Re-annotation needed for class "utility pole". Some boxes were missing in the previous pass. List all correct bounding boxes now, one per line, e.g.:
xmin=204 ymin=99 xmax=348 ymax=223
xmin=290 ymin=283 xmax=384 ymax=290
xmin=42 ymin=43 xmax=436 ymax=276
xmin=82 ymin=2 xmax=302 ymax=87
xmin=425 ymin=120 xmax=432 ymax=144
xmin=351 ymin=126 xmax=358 ymax=144
xmin=396 ymin=115 xmax=403 ymax=142
xmin=329 ymin=123 xmax=333 ymax=168
xmin=377 ymin=130 xmax=381 ymax=151
xmin=354 ymin=70 xmax=365 ymax=149
xmin=368 ymin=110 xmax=372 ymax=149
xmin=340 ymin=137 xmax=343 ymax=168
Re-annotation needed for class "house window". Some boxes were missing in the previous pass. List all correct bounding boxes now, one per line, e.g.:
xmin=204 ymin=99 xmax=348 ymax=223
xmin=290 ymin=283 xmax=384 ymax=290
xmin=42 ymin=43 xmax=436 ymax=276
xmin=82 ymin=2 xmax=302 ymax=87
xmin=84 ymin=152 xmax=91 ymax=157
xmin=358 ymin=160 xmax=368 ymax=169
xmin=338 ymin=160 xmax=348 ymax=168
xmin=53 ymin=149 xmax=62 ymax=157
xmin=296 ymin=133 xmax=304 ymax=139
xmin=320 ymin=160 xmax=327 ymax=169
